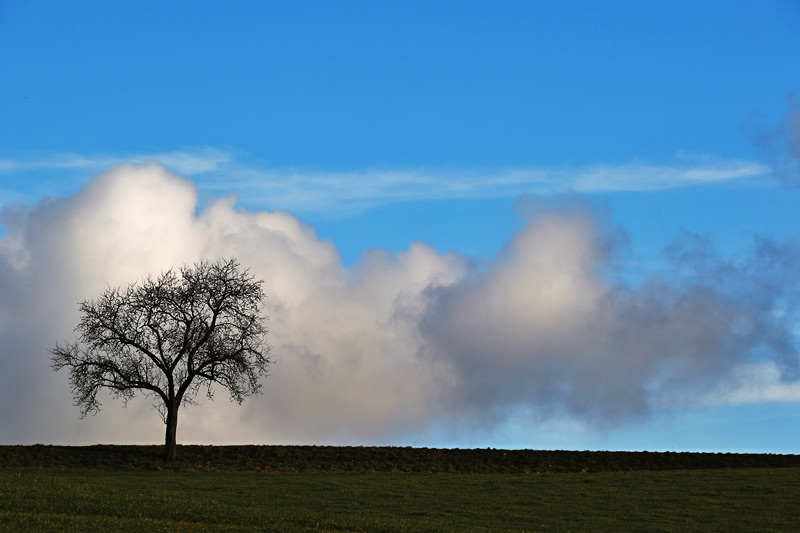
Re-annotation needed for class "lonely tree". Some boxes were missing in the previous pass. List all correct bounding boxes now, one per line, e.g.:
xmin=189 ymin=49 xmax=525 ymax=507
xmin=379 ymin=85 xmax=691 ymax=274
xmin=51 ymin=258 xmax=271 ymax=461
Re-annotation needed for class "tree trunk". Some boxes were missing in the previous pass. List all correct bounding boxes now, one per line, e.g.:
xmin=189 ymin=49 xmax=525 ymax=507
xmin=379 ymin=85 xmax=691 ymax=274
xmin=164 ymin=401 xmax=179 ymax=462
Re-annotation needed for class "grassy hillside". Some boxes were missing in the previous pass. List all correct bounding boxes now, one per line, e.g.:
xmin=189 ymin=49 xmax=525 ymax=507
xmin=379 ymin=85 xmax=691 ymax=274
xmin=2 ymin=444 xmax=799 ymax=472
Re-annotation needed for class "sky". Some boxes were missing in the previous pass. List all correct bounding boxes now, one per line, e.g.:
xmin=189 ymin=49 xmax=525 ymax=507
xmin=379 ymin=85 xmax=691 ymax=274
xmin=1 ymin=1 xmax=800 ymax=452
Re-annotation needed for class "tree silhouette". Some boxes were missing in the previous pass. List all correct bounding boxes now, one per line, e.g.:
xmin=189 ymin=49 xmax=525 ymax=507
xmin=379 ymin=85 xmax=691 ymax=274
xmin=51 ymin=258 xmax=271 ymax=461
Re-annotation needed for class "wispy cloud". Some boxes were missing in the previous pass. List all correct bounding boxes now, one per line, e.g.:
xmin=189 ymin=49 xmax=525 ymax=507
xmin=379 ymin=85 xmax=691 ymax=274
xmin=182 ymin=156 xmax=772 ymax=213
xmin=0 ymin=149 xmax=771 ymax=214
xmin=0 ymin=147 xmax=232 ymax=176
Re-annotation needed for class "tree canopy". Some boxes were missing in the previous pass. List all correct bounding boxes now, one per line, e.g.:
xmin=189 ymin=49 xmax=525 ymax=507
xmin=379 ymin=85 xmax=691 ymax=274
xmin=51 ymin=258 xmax=271 ymax=461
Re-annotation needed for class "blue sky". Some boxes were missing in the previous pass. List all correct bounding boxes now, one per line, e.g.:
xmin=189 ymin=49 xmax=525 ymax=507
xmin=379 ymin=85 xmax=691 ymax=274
xmin=1 ymin=1 xmax=800 ymax=452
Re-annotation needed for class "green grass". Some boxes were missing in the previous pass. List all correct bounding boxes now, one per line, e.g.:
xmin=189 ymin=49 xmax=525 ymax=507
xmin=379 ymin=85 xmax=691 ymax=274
xmin=3 ymin=446 xmax=800 ymax=531
xmin=2 ymin=468 xmax=800 ymax=531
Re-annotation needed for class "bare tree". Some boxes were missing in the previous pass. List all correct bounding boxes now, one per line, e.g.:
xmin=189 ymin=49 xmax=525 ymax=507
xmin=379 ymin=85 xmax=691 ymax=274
xmin=51 ymin=258 xmax=271 ymax=461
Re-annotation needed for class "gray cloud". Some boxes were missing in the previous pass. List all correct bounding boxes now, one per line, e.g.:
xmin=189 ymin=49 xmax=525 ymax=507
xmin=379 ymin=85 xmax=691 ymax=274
xmin=0 ymin=164 xmax=797 ymax=445
xmin=749 ymin=94 xmax=800 ymax=186
xmin=418 ymin=206 xmax=800 ymax=427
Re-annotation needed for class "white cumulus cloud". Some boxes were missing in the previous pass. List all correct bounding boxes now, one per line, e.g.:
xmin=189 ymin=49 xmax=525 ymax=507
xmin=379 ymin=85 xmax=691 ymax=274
xmin=0 ymin=164 xmax=796 ymax=445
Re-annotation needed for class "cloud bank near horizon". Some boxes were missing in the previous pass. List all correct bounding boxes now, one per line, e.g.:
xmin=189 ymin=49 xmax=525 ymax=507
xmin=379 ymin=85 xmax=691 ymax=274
xmin=0 ymin=164 xmax=798 ymax=445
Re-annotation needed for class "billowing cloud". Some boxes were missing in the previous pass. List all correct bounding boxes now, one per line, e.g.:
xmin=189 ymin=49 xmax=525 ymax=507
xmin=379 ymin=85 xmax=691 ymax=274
xmin=0 ymin=164 xmax=797 ymax=445
xmin=419 ymin=212 xmax=800 ymax=427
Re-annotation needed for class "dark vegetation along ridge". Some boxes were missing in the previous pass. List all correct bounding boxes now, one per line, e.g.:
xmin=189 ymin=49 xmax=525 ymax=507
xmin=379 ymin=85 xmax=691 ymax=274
xmin=3 ymin=445 xmax=799 ymax=473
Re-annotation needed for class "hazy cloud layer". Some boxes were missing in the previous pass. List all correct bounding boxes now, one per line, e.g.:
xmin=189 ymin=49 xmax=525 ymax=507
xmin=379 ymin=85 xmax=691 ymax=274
xmin=0 ymin=164 xmax=797 ymax=445
xmin=0 ymin=151 xmax=770 ymax=215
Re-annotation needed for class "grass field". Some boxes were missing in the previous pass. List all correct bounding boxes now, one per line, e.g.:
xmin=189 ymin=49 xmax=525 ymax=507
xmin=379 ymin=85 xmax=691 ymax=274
xmin=2 ymin=446 xmax=800 ymax=531
xmin=3 ymin=468 xmax=800 ymax=531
